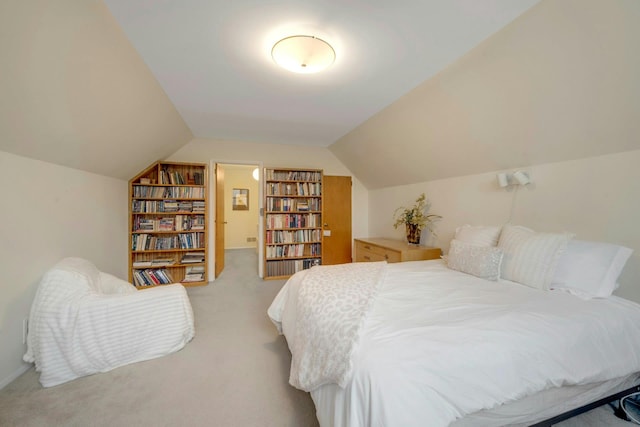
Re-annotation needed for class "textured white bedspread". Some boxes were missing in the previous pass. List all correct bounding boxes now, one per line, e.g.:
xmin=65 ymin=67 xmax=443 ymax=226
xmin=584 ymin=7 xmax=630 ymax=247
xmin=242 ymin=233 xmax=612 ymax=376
xmin=286 ymin=262 xmax=386 ymax=391
xmin=268 ymin=260 xmax=640 ymax=427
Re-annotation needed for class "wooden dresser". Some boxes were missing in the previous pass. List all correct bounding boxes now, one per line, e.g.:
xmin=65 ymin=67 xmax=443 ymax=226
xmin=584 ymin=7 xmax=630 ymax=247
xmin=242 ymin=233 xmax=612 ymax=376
xmin=354 ymin=238 xmax=441 ymax=263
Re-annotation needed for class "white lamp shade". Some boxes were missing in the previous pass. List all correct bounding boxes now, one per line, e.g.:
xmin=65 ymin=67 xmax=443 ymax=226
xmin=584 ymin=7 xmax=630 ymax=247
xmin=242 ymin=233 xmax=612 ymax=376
xmin=497 ymin=173 xmax=510 ymax=188
xmin=513 ymin=171 xmax=530 ymax=185
xmin=272 ymin=35 xmax=335 ymax=74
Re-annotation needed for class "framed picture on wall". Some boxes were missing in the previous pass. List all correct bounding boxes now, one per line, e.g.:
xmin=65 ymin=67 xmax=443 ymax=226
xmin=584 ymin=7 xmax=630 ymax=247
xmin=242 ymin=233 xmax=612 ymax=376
xmin=232 ymin=188 xmax=249 ymax=210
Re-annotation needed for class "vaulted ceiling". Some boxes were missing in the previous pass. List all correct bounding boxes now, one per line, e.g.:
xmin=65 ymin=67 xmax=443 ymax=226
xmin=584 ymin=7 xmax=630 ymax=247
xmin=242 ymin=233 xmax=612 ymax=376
xmin=103 ymin=0 xmax=540 ymax=147
xmin=2 ymin=0 xmax=638 ymax=188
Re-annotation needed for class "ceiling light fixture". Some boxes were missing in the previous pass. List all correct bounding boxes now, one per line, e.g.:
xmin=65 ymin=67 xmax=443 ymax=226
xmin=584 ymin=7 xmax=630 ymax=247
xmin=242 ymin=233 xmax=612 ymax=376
xmin=271 ymin=35 xmax=335 ymax=74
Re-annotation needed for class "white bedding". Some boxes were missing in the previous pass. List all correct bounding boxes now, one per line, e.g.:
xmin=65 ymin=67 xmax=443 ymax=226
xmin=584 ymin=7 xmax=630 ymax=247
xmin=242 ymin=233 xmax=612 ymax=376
xmin=287 ymin=261 xmax=386 ymax=391
xmin=268 ymin=259 xmax=640 ymax=426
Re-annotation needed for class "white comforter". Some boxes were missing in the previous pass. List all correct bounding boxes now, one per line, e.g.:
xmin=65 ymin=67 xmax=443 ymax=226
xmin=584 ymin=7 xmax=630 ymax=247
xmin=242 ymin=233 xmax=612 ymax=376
xmin=268 ymin=260 xmax=640 ymax=427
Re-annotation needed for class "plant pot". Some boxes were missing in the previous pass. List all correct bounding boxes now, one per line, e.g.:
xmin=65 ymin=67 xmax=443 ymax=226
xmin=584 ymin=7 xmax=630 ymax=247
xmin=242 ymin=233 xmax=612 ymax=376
xmin=405 ymin=224 xmax=421 ymax=245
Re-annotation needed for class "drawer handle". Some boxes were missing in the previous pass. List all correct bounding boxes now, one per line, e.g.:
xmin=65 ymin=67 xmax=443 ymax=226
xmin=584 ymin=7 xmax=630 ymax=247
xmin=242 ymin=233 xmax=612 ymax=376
xmin=364 ymin=245 xmax=371 ymax=249
xmin=384 ymin=254 xmax=388 ymax=260
xmin=363 ymin=256 xmax=371 ymax=260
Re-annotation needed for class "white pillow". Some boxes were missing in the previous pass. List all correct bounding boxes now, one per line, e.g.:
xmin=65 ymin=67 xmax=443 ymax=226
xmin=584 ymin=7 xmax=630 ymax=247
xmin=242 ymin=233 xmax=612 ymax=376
xmin=447 ymin=239 xmax=504 ymax=281
xmin=454 ymin=225 xmax=502 ymax=247
xmin=550 ymin=240 xmax=633 ymax=298
xmin=498 ymin=225 xmax=573 ymax=290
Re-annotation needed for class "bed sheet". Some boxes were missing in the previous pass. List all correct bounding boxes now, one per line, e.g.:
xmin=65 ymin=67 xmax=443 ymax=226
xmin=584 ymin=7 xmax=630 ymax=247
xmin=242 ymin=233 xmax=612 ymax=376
xmin=269 ymin=260 xmax=640 ymax=427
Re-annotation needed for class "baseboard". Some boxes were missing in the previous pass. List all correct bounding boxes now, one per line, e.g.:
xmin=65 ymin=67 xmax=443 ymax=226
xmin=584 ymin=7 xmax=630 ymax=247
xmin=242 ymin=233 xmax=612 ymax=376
xmin=0 ymin=363 xmax=31 ymax=390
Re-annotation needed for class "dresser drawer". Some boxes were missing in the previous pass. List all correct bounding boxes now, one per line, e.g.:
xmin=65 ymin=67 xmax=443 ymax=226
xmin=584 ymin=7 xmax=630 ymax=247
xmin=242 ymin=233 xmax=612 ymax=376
xmin=355 ymin=241 xmax=401 ymax=263
xmin=355 ymin=238 xmax=441 ymax=264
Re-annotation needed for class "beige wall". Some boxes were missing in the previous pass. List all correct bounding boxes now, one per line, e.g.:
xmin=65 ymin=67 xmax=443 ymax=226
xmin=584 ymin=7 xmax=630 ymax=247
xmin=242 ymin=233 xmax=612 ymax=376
xmin=368 ymin=150 xmax=640 ymax=302
xmin=221 ymin=165 xmax=260 ymax=249
xmin=0 ymin=151 xmax=128 ymax=388
xmin=330 ymin=0 xmax=640 ymax=189
xmin=0 ymin=0 xmax=193 ymax=180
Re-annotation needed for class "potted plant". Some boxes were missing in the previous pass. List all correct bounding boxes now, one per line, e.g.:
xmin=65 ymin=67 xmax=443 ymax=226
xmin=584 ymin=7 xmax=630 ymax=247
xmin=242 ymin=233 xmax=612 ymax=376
xmin=393 ymin=193 xmax=441 ymax=244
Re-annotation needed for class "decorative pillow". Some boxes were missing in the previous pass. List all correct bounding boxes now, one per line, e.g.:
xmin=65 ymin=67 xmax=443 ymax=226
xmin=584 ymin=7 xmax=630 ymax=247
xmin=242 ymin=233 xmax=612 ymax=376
xmin=454 ymin=225 xmax=502 ymax=247
xmin=447 ymin=239 xmax=504 ymax=281
xmin=498 ymin=225 xmax=573 ymax=290
xmin=550 ymin=240 xmax=633 ymax=298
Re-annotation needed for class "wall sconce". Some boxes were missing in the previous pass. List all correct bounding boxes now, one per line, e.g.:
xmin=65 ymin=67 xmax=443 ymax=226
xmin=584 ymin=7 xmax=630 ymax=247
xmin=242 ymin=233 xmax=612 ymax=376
xmin=497 ymin=170 xmax=531 ymax=188
xmin=513 ymin=170 xmax=530 ymax=185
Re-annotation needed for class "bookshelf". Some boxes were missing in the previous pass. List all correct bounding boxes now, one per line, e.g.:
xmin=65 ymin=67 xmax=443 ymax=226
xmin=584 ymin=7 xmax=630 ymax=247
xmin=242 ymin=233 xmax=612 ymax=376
xmin=129 ymin=161 xmax=208 ymax=288
xmin=264 ymin=168 xmax=323 ymax=280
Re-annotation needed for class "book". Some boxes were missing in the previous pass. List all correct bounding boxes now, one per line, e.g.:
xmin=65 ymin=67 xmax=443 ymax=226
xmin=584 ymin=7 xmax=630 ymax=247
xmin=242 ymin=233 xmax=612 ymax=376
xmin=151 ymin=258 xmax=175 ymax=266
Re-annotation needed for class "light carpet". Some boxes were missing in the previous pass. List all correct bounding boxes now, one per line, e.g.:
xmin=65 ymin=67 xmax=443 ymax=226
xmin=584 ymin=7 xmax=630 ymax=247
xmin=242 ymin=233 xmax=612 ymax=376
xmin=0 ymin=249 xmax=633 ymax=426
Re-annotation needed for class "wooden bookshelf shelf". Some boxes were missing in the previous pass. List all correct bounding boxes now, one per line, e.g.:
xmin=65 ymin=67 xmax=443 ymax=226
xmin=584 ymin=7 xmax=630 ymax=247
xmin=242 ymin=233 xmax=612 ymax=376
xmin=129 ymin=161 xmax=209 ymax=288
xmin=264 ymin=167 xmax=323 ymax=280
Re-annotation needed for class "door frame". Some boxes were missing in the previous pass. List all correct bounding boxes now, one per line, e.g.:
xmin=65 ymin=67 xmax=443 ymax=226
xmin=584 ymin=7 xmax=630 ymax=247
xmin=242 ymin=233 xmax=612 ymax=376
xmin=209 ymin=159 xmax=264 ymax=280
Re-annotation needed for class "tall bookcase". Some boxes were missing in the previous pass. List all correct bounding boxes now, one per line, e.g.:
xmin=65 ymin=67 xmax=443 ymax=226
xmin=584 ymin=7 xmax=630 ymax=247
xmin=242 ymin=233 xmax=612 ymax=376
xmin=264 ymin=168 xmax=323 ymax=280
xmin=129 ymin=161 xmax=208 ymax=287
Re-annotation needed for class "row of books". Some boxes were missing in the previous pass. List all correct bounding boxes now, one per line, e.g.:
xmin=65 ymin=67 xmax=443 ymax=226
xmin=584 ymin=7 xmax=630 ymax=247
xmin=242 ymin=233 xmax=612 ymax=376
xmin=265 ymin=198 xmax=321 ymax=212
xmin=132 ymin=200 xmax=205 ymax=213
xmin=183 ymin=265 xmax=205 ymax=282
xmin=132 ymin=251 xmax=205 ymax=267
xmin=265 ymin=258 xmax=321 ymax=277
xmin=133 ymin=215 xmax=205 ymax=232
xmin=133 ymin=258 xmax=175 ymax=268
xmin=181 ymin=251 xmax=205 ymax=263
xmin=266 ymin=229 xmax=322 ymax=244
xmin=132 ymin=268 xmax=175 ymax=287
xmin=266 ymin=213 xmax=320 ymax=229
xmin=265 ymin=170 xmax=321 ymax=182
xmin=132 ymin=233 xmax=205 ymax=251
xmin=159 ymin=170 xmax=205 ymax=185
xmin=265 ymin=243 xmax=321 ymax=259
xmin=265 ymin=182 xmax=321 ymax=196
xmin=132 ymin=186 xmax=205 ymax=199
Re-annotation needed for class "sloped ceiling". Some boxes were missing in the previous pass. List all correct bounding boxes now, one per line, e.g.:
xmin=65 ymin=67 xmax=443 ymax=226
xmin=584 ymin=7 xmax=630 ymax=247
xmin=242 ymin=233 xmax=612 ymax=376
xmin=330 ymin=0 xmax=640 ymax=189
xmin=3 ymin=0 xmax=637 ymax=189
xmin=0 ymin=0 xmax=193 ymax=180
xmin=103 ymin=0 xmax=539 ymax=147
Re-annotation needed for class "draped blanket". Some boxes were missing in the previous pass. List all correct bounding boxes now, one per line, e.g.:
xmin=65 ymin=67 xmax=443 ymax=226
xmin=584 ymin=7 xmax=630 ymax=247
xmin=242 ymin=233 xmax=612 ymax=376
xmin=288 ymin=262 xmax=387 ymax=392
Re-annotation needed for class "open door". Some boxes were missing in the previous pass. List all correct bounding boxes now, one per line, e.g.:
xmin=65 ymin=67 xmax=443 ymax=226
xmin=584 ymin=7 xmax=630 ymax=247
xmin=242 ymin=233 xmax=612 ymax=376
xmin=322 ymin=175 xmax=352 ymax=265
xmin=215 ymin=164 xmax=225 ymax=277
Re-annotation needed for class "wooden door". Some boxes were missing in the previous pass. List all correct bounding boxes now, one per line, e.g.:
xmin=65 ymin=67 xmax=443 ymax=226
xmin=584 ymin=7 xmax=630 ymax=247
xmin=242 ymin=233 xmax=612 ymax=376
xmin=215 ymin=164 xmax=225 ymax=277
xmin=322 ymin=175 xmax=352 ymax=265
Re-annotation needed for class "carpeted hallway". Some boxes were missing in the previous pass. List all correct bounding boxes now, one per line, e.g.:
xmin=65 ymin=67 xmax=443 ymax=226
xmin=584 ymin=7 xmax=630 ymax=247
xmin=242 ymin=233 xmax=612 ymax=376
xmin=0 ymin=249 xmax=632 ymax=426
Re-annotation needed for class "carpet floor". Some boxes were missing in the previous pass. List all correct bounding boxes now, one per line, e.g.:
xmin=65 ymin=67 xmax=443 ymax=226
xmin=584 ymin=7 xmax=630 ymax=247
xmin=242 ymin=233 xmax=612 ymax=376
xmin=0 ymin=249 xmax=633 ymax=426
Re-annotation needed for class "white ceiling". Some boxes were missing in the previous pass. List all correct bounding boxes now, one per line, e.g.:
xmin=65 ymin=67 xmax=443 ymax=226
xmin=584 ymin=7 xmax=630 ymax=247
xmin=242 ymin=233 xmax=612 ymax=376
xmin=103 ymin=0 xmax=540 ymax=147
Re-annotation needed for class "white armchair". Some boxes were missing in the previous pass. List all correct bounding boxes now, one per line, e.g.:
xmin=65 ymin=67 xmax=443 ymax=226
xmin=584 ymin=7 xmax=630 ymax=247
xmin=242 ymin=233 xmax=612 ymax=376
xmin=24 ymin=257 xmax=195 ymax=387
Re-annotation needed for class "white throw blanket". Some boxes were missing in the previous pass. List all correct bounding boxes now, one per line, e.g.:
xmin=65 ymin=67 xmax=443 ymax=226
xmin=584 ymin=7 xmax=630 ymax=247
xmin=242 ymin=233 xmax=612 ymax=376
xmin=288 ymin=262 xmax=387 ymax=392
xmin=25 ymin=258 xmax=195 ymax=387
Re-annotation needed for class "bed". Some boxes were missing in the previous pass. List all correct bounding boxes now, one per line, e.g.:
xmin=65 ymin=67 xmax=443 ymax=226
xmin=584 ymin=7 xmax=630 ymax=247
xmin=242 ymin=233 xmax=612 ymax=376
xmin=268 ymin=225 xmax=640 ymax=426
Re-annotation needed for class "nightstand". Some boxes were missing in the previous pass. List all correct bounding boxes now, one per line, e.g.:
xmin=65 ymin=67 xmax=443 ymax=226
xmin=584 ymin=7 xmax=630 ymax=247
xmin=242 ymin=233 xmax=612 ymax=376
xmin=354 ymin=238 xmax=441 ymax=263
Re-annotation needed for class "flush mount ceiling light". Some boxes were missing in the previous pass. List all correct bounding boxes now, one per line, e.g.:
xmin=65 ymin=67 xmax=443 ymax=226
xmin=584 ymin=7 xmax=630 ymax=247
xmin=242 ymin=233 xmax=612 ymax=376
xmin=271 ymin=35 xmax=335 ymax=74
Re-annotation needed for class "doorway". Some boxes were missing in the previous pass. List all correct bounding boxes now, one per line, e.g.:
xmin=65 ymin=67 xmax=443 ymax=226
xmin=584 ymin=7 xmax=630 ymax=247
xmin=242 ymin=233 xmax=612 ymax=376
xmin=213 ymin=162 xmax=262 ymax=278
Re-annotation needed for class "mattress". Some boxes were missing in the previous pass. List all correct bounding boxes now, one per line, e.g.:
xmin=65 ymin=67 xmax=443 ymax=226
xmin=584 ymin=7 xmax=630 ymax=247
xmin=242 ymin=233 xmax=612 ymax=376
xmin=269 ymin=260 xmax=640 ymax=426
